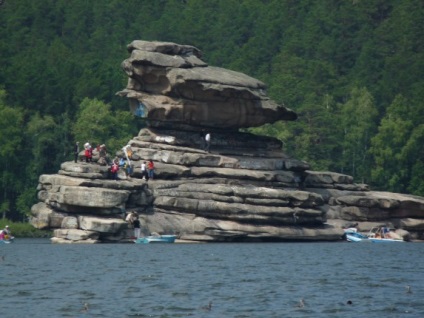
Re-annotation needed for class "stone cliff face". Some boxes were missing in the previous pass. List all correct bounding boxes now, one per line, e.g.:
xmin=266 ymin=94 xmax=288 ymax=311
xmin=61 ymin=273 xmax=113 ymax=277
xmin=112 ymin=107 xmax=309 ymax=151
xmin=30 ymin=40 xmax=424 ymax=243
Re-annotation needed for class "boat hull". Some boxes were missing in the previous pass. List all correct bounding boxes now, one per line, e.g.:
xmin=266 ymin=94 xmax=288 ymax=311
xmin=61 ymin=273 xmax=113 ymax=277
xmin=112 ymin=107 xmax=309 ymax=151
xmin=134 ymin=235 xmax=176 ymax=244
xmin=368 ymin=238 xmax=404 ymax=243
xmin=345 ymin=232 xmax=370 ymax=242
xmin=0 ymin=237 xmax=14 ymax=244
xmin=346 ymin=233 xmax=369 ymax=242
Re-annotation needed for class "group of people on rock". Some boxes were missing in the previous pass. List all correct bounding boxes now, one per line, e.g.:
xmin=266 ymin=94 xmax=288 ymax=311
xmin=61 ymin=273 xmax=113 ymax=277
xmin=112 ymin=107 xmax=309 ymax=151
xmin=140 ymin=160 xmax=154 ymax=181
xmin=0 ymin=225 xmax=12 ymax=241
xmin=72 ymin=140 xmax=159 ymax=182
xmin=74 ymin=141 xmax=109 ymax=164
xmin=109 ymin=156 xmax=154 ymax=181
xmin=71 ymin=128 xmax=215 ymax=183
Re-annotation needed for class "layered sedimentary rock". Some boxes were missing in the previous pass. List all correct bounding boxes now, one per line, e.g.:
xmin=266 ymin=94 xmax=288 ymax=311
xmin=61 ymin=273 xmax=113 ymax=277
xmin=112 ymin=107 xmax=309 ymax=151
xmin=117 ymin=40 xmax=297 ymax=130
xmin=30 ymin=40 xmax=424 ymax=243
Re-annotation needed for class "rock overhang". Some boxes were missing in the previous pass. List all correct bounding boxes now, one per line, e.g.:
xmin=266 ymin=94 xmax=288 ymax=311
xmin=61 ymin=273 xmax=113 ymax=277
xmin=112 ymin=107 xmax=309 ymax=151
xmin=118 ymin=40 xmax=297 ymax=129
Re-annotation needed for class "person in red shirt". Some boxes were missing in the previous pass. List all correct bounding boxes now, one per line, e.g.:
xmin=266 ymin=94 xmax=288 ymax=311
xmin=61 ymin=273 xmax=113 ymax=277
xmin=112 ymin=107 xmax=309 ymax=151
xmin=147 ymin=160 xmax=155 ymax=180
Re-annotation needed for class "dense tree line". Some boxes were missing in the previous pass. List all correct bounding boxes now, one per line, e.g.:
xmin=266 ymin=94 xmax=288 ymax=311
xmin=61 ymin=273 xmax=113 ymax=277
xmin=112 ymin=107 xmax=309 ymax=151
xmin=0 ymin=0 xmax=423 ymax=221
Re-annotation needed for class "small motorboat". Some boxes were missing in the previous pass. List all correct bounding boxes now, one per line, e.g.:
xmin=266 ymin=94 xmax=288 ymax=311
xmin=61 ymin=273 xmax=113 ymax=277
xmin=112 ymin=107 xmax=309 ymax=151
xmin=367 ymin=226 xmax=404 ymax=243
xmin=134 ymin=234 xmax=176 ymax=244
xmin=346 ymin=232 xmax=369 ymax=242
xmin=343 ymin=228 xmax=369 ymax=242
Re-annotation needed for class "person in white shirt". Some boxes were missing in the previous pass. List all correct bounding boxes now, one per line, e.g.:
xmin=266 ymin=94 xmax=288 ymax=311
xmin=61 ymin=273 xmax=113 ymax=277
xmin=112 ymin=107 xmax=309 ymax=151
xmin=141 ymin=161 xmax=149 ymax=181
xmin=204 ymin=133 xmax=211 ymax=152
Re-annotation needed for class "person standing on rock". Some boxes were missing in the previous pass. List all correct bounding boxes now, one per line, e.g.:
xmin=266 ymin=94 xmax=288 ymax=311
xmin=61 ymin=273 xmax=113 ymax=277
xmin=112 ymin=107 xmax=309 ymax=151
xmin=110 ymin=161 xmax=119 ymax=180
xmin=147 ymin=160 xmax=155 ymax=180
xmin=141 ymin=161 xmax=149 ymax=181
xmin=125 ymin=211 xmax=135 ymax=224
xmin=124 ymin=159 xmax=133 ymax=179
xmin=74 ymin=141 xmax=80 ymax=163
xmin=204 ymin=132 xmax=211 ymax=153
xmin=133 ymin=214 xmax=141 ymax=239
xmin=84 ymin=142 xmax=93 ymax=163
xmin=98 ymin=144 xmax=108 ymax=165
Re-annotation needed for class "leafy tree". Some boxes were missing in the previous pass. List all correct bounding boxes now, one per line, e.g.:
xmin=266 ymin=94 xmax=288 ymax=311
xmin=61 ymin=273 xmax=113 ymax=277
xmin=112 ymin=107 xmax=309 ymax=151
xmin=15 ymin=188 xmax=37 ymax=220
xmin=0 ymin=89 xmax=25 ymax=220
xmin=339 ymin=87 xmax=378 ymax=182
xmin=369 ymin=95 xmax=414 ymax=192
xmin=72 ymin=97 xmax=138 ymax=154
xmin=26 ymin=112 xmax=62 ymax=177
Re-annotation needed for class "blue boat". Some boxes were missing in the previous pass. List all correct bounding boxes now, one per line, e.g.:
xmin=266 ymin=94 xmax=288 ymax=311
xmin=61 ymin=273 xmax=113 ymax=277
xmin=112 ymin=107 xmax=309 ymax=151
xmin=134 ymin=235 xmax=176 ymax=244
xmin=344 ymin=228 xmax=369 ymax=242
xmin=345 ymin=231 xmax=369 ymax=242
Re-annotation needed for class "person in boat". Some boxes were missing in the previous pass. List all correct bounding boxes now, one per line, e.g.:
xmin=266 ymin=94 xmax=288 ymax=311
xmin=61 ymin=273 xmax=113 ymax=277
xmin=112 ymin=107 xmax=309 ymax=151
xmin=1 ymin=225 xmax=12 ymax=240
xmin=4 ymin=225 xmax=11 ymax=236
xmin=382 ymin=226 xmax=390 ymax=238
xmin=0 ymin=229 xmax=5 ymax=240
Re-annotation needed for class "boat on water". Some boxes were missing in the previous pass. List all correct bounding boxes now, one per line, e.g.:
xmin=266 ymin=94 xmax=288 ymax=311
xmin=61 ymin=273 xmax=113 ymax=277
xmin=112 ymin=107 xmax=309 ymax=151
xmin=134 ymin=234 xmax=176 ymax=244
xmin=344 ymin=226 xmax=404 ymax=243
xmin=366 ymin=226 xmax=404 ymax=243
xmin=0 ymin=237 xmax=15 ymax=244
xmin=344 ymin=228 xmax=369 ymax=242
xmin=343 ymin=228 xmax=370 ymax=242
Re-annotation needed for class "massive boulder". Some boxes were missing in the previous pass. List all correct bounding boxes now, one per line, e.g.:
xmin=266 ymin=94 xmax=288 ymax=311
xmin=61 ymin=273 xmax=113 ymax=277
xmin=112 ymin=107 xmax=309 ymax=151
xmin=30 ymin=40 xmax=424 ymax=243
xmin=117 ymin=40 xmax=297 ymax=130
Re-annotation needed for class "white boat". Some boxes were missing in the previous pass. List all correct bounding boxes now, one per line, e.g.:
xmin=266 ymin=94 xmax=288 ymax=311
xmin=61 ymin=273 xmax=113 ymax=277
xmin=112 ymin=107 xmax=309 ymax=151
xmin=366 ymin=226 xmax=404 ymax=243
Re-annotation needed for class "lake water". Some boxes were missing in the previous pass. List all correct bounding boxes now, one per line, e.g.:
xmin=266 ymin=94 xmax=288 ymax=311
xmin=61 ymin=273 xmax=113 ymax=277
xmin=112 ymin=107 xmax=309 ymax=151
xmin=1 ymin=239 xmax=423 ymax=318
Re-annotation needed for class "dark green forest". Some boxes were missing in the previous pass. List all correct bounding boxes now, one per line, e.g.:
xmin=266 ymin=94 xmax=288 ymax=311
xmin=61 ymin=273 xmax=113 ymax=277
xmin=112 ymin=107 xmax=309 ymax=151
xmin=0 ymin=0 xmax=423 ymax=221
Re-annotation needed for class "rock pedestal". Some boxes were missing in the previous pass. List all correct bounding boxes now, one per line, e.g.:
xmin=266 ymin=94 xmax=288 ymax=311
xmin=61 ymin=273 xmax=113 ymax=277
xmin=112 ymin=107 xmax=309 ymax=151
xmin=30 ymin=40 xmax=424 ymax=243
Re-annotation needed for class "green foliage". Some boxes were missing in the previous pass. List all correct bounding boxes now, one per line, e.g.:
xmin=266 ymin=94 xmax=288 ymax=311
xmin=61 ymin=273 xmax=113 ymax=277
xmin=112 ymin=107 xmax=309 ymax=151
xmin=0 ymin=219 xmax=52 ymax=238
xmin=16 ymin=188 xmax=37 ymax=217
xmin=339 ymin=87 xmax=378 ymax=181
xmin=369 ymin=95 xmax=415 ymax=192
xmin=73 ymin=98 xmax=138 ymax=154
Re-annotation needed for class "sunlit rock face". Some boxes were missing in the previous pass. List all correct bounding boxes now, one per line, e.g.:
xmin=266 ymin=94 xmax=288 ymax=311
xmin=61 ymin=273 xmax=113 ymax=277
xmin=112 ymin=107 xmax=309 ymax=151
xmin=117 ymin=40 xmax=297 ymax=130
xmin=29 ymin=40 xmax=424 ymax=243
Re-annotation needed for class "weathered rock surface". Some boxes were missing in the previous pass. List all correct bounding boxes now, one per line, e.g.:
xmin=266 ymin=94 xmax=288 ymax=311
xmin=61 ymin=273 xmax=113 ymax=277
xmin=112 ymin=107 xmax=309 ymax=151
xmin=117 ymin=40 xmax=297 ymax=130
xmin=30 ymin=40 xmax=424 ymax=243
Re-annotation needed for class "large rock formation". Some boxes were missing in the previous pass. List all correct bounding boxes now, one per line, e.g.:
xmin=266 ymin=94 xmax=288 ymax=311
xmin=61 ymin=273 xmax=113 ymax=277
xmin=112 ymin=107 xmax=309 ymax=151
xmin=30 ymin=40 xmax=424 ymax=243
xmin=118 ymin=40 xmax=297 ymax=130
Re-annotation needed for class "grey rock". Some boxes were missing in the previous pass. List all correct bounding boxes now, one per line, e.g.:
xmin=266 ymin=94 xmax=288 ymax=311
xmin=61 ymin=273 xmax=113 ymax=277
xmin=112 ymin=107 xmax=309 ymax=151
xmin=78 ymin=216 xmax=128 ymax=233
xmin=117 ymin=40 xmax=297 ymax=129
xmin=29 ymin=40 xmax=424 ymax=243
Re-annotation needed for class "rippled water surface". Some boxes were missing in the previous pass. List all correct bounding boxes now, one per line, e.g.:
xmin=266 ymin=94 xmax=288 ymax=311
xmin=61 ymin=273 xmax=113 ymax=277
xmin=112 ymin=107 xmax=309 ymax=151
xmin=1 ymin=239 xmax=423 ymax=317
